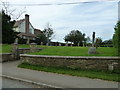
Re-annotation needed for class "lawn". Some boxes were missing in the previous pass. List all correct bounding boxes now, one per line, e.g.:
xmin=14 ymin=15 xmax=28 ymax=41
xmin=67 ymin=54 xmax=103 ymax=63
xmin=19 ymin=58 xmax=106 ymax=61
xmin=1 ymin=44 xmax=30 ymax=53
xmin=1 ymin=44 xmax=118 ymax=56
xmin=18 ymin=62 xmax=119 ymax=82
xmin=29 ymin=46 xmax=118 ymax=56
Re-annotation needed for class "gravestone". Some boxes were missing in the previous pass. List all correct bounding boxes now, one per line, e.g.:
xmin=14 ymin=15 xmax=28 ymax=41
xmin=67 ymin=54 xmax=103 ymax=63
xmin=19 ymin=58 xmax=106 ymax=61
xmin=59 ymin=43 xmax=61 ymax=46
xmin=41 ymin=42 xmax=43 ymax=45
xmin=14 ymin=38 xmax=18 ymax=44
xmin=88 ymin=47 xmax=97 ymax=54
xmin=66 ymin=43 xmax=68 ymax=46
xmin=88 ymin=32 xmax=97 ymax=54
xmin=26 ymin=38 xmax=30 ymax=44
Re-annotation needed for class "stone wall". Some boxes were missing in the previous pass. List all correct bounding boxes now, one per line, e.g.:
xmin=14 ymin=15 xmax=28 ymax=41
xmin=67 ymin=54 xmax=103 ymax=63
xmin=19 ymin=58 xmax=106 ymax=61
xmin=20 ymin=54 xmax=120 ymax=71
xmin=0 ymin=53 xmax=14 ymax=62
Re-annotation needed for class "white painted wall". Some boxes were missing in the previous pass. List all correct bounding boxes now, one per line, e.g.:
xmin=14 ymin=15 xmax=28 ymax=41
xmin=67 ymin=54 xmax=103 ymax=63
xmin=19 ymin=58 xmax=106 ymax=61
xmin=13 ymin=21 xmax=34 ymax=34
xmin=29 ymin=23 xmax=34 ymax=34
xmin=19 ymin=21 xmax=25 ymax=33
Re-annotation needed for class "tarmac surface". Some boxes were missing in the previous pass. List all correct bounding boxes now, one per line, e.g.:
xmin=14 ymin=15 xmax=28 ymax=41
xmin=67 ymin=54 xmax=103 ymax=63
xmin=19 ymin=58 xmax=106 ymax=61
xmin=1 ymin=60 xmax=119 ymax=88
xmin=2 ymin=77 xmax=41 ymax=88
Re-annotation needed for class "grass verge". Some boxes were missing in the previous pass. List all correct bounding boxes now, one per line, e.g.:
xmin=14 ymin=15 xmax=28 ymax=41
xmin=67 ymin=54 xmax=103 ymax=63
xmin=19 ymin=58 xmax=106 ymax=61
xmin=18 ymin=63 xmax=119 ymax=82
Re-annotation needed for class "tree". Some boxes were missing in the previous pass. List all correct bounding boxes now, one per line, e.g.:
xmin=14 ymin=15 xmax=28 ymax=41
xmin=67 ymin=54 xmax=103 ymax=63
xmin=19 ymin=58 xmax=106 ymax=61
xmin=85 ymin=36 xmax=92 ymax=46
xmin=113 ymin=21 xmax=120 ymax=56
xmin=95 ymin=37 xmax=102 ymax=48
xmin=2 ymin=10 xmax=18 ymax=44
xmin=102 ymin=39 xmax=113 ymax=47
xmin=43 ymin=23 xmax=54 ymax=45
xmin=1 ymin=2 xmax=26 ymax=20
xmin=64 ymin=30 xmax=85 ymax=46
xmin=113 ymin=21 xmax=119 ymax=48
xmin=36 ymin=33 xmax=47 ymax=45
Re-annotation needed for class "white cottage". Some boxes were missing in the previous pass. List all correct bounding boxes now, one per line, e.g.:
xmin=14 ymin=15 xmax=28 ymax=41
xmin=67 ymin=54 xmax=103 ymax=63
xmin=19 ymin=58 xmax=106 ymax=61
xmin=13 ymin=14 xmax=36 ymax=40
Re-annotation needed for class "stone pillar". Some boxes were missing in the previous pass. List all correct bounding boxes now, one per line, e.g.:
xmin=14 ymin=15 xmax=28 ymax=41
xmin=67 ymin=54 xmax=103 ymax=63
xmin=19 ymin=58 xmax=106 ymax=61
xmin=30 ymin=43 xmax=37 ymax=52
xmin=12 ymin=43 xmax=19 ymax=60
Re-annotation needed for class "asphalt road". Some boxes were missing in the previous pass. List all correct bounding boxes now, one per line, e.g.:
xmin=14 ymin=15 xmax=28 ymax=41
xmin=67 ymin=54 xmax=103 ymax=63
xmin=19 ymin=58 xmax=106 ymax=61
xmin=2 ymin=61 xmax=119 ymax=88
xmin=2 ymin=77 xmax=41 ymax=88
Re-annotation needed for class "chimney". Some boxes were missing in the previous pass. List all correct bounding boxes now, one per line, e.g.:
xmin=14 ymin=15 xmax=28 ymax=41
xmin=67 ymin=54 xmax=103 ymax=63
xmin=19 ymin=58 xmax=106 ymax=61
xmin=25 ymin=14 xmax=29 ymax=34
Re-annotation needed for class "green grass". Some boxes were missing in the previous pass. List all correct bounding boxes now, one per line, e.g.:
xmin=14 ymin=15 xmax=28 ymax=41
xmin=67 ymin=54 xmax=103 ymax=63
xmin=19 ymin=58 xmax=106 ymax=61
xmin=18 ymin=63 xmax=119 ymax=82
xmin=1 ymin=44 xmax=118 ymax=56
xmin=29 ymin=46 xmax=118 ymax=56
xmin=1 ymin=44 xmax=12 ymax=53
xmin=1 ymin=44 xmax=30 ymax=53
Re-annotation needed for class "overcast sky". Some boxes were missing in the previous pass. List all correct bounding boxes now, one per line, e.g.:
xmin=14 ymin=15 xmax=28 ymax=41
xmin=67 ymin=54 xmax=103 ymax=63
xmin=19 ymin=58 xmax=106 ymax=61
xmin=1 ymin=0 xmax=119 ymax=43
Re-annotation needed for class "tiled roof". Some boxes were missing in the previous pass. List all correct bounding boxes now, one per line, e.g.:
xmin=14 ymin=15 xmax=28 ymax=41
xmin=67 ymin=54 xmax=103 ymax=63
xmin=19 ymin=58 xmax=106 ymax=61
xmin=14 ymin=19 xmax=25 ymax=27
xmin=18 ymin=32 xmax=36 ymax=37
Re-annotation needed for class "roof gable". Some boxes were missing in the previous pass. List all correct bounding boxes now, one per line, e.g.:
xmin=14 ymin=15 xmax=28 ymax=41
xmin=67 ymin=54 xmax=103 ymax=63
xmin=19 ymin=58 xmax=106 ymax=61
xmin=14 ymin=19 xmax=25 ymax=27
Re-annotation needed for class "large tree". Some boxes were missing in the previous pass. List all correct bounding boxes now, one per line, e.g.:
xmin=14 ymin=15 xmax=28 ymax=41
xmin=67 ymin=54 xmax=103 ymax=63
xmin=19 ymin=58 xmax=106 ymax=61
xmin=113 ymin=21 xmax=120 ymax=56
xmin=64 ymin=30 xmax=85 ymax=46
xmin=36 ymin=33 xmax=47 ymax=45
xmin=113 ymin=21 xmax=119 ymax=48
xmin=95 ymin=37 xmax=102 ymax=48
xmin=43 ymin=23 xmax=54 ymax=45
xmin=2 ymin=10 xmax=18 ymax=44
xmin=102 ymin=39 xmax=113 ymax=47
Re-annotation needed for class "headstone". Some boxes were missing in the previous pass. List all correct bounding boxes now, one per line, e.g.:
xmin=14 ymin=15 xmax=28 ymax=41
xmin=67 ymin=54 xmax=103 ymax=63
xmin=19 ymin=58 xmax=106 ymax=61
xmin=92 ymin=32 xmax=95 ymax=47
xmin=71 ymin=43 xmax=72 ymax=47
xmin=88 ymin=32 xmax=97 ymax=54
xmin=41 ymin=42 xmax=43 ymax=45
xmin=78 ymin=43 xmax=80 ymax=46
xmin=26 ymin=38 xmax=30 ymax=44
xmin=66 ymin=43 xmax=68 ymax=46
xmin=14 ymin=38 xmax=18 ymax=44
xmin=46 ymin=43 xmax=49 ymax=46
xmin=88 ymin=47 xmax=97 ymax=54
xmin=59 ymin=43 xmax=61 ymax=46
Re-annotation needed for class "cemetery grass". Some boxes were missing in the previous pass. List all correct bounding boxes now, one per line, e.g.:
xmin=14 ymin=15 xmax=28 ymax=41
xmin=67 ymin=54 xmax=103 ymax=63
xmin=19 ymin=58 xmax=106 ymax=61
xmin=1 ymin=44 xmax=30 ymax=53
xmin=1 ymin=44 xmax=118 ymax=56
xmin=29 ymin=46 xmax=118 ymax=56
xmin=18 ymin=62 xmax=119 ymax=82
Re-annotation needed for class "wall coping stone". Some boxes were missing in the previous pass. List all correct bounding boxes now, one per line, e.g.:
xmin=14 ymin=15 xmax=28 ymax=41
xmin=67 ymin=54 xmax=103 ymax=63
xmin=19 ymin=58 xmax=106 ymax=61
xmin=20 ymin=54 xmax=120 ymax=60
xmin=0 ymin=53 xmax=12 ymax=55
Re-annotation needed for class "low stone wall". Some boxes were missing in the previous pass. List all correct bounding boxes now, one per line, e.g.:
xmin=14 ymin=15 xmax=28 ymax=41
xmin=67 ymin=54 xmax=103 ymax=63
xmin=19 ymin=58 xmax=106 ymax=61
xmin=0 ymin=53 xmax=14 ymax=62
xmin=20 ymin=54 xmax=120 ymax=71
xmin=18 ymin=48 xmax=42 ymax=54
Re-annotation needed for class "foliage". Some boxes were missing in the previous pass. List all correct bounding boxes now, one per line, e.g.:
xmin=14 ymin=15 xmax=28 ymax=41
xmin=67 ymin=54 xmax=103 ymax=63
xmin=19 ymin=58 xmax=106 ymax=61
xmin=2 ymin=10 xmax=18 ymax=44
xmin=35 ymin=33 xmax=47 ymax=45
xmin=18 ymin=62 xmax=119 ymax=82
xmin=95 ymin=37 xmax=102 ymax=48
xmin=43 ymin=23 xmax=54 ymax=44
xmin=113 ymin=21 xmax=120 ymax=56
xmin=86 ymin=36 xmax=91 ymax=43
xmin=113 ymin=21 xmax=119 ymax=48
xmin=64 ymin=30 xmax=86 ymax=46
xmin=101 ymin=39 xmax=113 ymax=47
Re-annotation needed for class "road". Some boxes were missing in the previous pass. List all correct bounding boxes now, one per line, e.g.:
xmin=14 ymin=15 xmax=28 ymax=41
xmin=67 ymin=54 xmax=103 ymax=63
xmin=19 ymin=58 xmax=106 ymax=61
xmin=2 ymin=61 xmax=119 ymax=88
xmin=2 ymin=77 xmax=41 ymax=88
